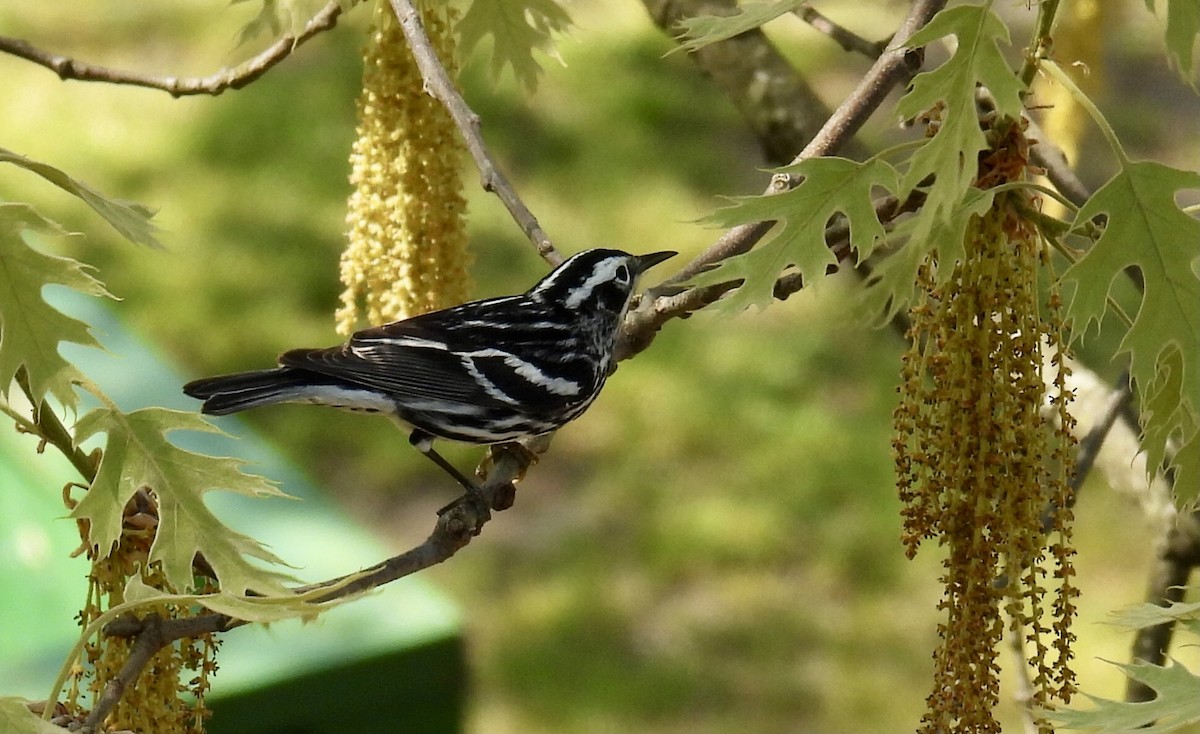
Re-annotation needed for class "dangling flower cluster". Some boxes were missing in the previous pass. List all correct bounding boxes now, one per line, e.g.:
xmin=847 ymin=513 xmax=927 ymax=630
xmin=64 ymin=487 xmax=218 ymax=733
xmin=893 ymin=119 xmax=1077 ymax=734
xmin=337 ymin=0 xmax=470 ymax=334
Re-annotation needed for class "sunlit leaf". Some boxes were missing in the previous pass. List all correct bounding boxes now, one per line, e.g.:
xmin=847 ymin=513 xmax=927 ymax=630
xmin=457 ymin=0 xmax=571 ymax=92
xmin=122 ymin=576 xmax=350 ymax=623
xmin=0 ymin=204 xmax=111 ymax=410
xmin=1047 ymin=659 xmax=1200 ymax=733
xmin=861 ymin=186 xmax=994 ymax=323
xmin=1109 ymin=596 xmax=1200 ymax=631
xmin=1062 ymin=161 xmax=1200 ymax=503
xmin=71 ymin=404 xmax=295 ymax=595
xmin=673 ymin=0 xmax=806 ymax=53
xmin=0 ymin=148 xmax=160 ymax=249
xmin=696 ymin=157 xmax=898 ymax=312
xmin=896 ymin=5 xmax=1024 ymax=240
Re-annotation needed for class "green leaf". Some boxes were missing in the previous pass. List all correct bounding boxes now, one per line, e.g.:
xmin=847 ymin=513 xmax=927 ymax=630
xmin=0 ymin=204 xmax=112 ymax=410
xmin=0 ymin=148 xmax=161 ymax=249
xmin=861 ymin=187 xmax=995 ymax=323
xmin=1144 ymin=0 xmax=1200 ymax=85
xmin=896 ymin=4 xmax=1025 ymax=237
xmin=231 ymin=0 xmax=353 ymax=46
xmin=457 ymin=0 xmax=571 ymax=92
xmin=1109 ymin=597 xmax=1200 ymax=631
xmin=696 ymin=157 xmax=898 ymax=312
xmin=1141 ymin=346 xmax=1200 ymax=501
xmin=1047 ymin=659 xmax=1200 ymax=733
xmin=673 ymin=0 xmax=806 ymax=53
xmin=0 ymin=698 xmax=65 ymax=734
xmin=70 ymin=404 xmax=295 ymax=595
xmin=1061 ymin=161 xmax=1200 ymax=503
xmin=122 ymin=576 xmax=350 ymax=623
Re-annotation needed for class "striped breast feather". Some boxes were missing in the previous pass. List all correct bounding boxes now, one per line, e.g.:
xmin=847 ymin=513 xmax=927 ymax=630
xmin=460 ymin=348 xmax=601 ymax=414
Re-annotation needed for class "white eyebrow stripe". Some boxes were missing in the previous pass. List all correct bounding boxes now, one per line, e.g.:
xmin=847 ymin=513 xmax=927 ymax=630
xmin=564 ymin=257 xmax=625 ymax=309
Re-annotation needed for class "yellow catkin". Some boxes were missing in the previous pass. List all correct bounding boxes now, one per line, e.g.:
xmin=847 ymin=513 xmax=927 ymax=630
xmin=338 ymin=0 xmax=470 ymax=334
xmin=66 ymin=488 xmax=214 ymax=733
xmin=894 ymin=119 xmax=1076 ymax=734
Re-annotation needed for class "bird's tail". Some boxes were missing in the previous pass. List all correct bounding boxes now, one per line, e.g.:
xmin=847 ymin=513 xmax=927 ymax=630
xmin=183 ymin=367 xmax=314 ymax=415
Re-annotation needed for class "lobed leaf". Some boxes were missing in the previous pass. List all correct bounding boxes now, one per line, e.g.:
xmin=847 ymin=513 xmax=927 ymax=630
xmin=1143 ymin=0 xmax=1200 ymax=85
xmin=861 ymin=186 xmax=994 ymax=323
xmin=1062 ymin=161 xmax=1200 ymax=503
xmin=672 ymin=0 xmax=806 ymax=53
xmin=896 ymin=4 xmax=1025 ymax=244
xmin=1047 ymin=659 xmax=1200 ymax=733
xmin=0 ymin=148 xmax=161 ymax=249
xmin=696 ymin=157 xmax=898 ymax=312
xmin=0 ymin=204 xmax=112 ymax=410
xmin=70 ymin=405 xmax=295 ymax=595
xmin=457 ymin=0 xmax=571 ymax=92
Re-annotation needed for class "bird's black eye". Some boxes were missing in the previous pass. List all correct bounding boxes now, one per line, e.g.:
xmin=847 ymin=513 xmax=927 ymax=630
xmin=615 ymin=264 xmax=631 ymax=284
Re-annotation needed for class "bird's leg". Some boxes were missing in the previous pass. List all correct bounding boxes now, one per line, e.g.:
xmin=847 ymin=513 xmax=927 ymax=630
xmin=409 ymin=431 xmax=489 ymax=518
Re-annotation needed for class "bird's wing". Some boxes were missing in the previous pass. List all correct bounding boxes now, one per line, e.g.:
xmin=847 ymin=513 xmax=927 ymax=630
xmin=278 ymin=297 xmax=547 ymax=410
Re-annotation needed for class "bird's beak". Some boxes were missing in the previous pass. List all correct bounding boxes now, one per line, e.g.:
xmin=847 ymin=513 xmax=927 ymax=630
xmin=631 ymin=250 xmax=678 ymax=275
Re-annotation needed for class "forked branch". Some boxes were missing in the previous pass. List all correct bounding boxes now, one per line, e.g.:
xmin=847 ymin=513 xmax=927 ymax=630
xmin=0 ymin=2 xmax=346 ymax=97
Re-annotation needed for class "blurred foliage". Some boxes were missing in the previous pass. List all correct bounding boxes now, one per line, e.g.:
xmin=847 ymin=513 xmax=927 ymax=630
xmin=1 ymin=0 xmax=1198 ymax=731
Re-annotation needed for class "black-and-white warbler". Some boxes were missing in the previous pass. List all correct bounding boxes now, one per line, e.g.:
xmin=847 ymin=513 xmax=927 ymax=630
xmin=183 ymin=248 xmax=676 ymax=502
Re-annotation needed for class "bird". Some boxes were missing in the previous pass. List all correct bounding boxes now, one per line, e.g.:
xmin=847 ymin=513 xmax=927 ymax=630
xmin=183 ymin=248 xmax=677 ymax=507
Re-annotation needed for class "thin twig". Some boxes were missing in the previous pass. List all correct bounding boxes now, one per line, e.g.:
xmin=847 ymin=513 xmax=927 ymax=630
xmin=779 ymin=0 xmax=939 ymax=180
xmin=1019 ymin=0 xmax=1061 ymax=88
xmin=648 ymin=0 xmax=840 ymax=167
xmin=650 ymin=0 xmax=942 ymax=299
xmin=628 ymin=0 xmax=944 ymax=354
xmin=95 ymin=444 xmax=531 ymax=706
xmin=795 ymin=4 xmax=889 ymax=58
xmin=1023 ymin=112 xmax=1091 ymax=208
xmin=619 ymin=190 xmax=923 ymax=361
xmin=80 ymin=615 xmax=167 ymax=734
xmin=386 ymin=0 xmax=562 ymax=266
xmin=0 ymin=2 xmax=346 ymax=97
xmin=14 ymin=371 xmax=99 ymax=482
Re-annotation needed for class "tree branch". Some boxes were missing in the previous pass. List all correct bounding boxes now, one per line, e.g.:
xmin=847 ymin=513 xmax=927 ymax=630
xmin=90 ymin=444 xmax=532 ymax=724
xmin=386 ymin=0 xmax=562 ymax=266
xmin=794 ymin=5 xmax=889 ymax=59
xmin=14 ymin=371 xmax=100 ymax=482
xmin=0 ymin=2 xmax=346 ymax=97
xmin=80 ymin=615 xmax=169 ymax=734
xmin=644 ymin=0 xmax=838 ymax=168
xmin=629 ymin=0 xmax=945 ymax=347
xmin=1023 ymin=112 xmax=1092 ymax=209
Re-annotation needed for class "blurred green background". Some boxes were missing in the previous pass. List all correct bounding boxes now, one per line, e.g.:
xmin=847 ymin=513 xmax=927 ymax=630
xmin=2 ymin=1 xmax=1198 ymax=731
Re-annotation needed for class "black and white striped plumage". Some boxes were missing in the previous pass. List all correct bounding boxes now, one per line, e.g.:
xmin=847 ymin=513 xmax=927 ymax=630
xmin=183 ymin=248 xmax=676 ymax=495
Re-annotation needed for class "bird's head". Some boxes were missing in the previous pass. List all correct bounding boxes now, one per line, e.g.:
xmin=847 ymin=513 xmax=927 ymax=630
xmin=530 ymin=248 xmax=677 ymax=316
